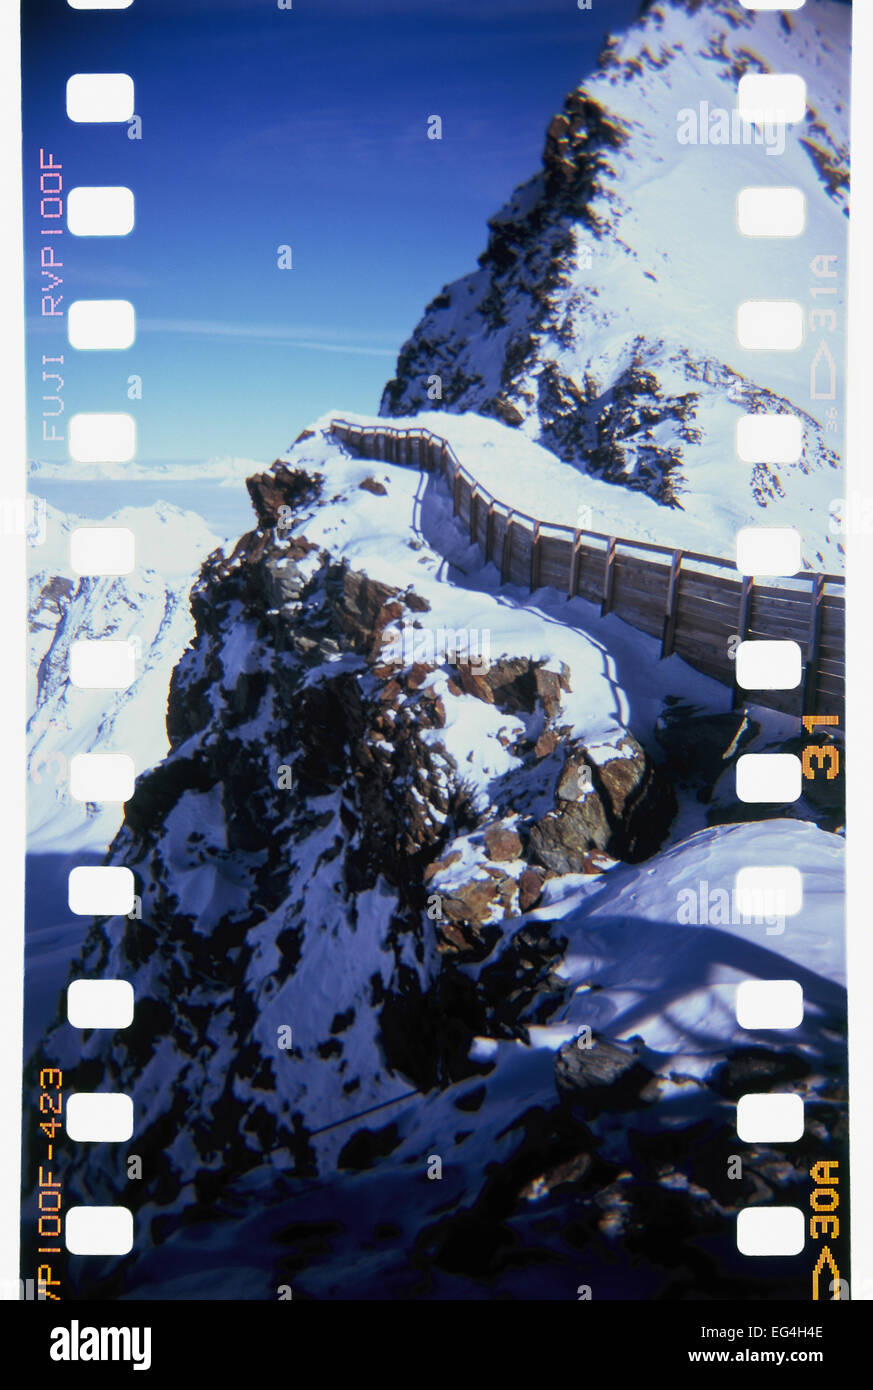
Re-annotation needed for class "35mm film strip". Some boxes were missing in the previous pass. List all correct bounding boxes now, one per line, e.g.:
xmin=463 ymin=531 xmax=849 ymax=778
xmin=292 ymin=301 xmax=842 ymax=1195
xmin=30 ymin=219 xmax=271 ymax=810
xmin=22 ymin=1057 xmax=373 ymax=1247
xmin=1 ymin=0 xmax=871 ymax=1364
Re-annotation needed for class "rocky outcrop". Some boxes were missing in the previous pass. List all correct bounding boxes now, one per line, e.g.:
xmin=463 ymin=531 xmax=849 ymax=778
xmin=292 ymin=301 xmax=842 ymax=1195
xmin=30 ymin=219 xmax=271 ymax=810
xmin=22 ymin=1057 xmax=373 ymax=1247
xmin=528 ymin=734 xmax=677 ymax=871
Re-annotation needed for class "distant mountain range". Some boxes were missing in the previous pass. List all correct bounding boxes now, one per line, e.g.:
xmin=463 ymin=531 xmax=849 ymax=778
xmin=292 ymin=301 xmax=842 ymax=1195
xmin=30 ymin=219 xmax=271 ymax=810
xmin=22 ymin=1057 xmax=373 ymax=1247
xmin=28 ymin=456 xmax=265 ymax=485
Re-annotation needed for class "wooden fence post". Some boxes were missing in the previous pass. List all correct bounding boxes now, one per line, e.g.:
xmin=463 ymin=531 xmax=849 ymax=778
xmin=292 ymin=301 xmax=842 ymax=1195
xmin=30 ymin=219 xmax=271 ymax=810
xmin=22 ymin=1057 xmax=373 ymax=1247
xmin=567 ymin=530 xmax=582 ymax=599
xmin=485 ymin=502 xmax=495 ymax=563
xmin=601 ymin=537 xmax=617 ymax=616
xmin=469 ymin=487 xmax=479 ymax=546
xmin=731 ymin=575 xmax=753 ymax=708
xmin=501 ymin=513 xmax=515 ymax=585
xmin=452 ymin=469 xmax=463 ymax=517
xmin=531 ymin=521 xmax=542 ymax=590
xmin=802 ymin=573 xmax=825 ymax=715
xmin=660 ymin=549 xmax=683 ymax=658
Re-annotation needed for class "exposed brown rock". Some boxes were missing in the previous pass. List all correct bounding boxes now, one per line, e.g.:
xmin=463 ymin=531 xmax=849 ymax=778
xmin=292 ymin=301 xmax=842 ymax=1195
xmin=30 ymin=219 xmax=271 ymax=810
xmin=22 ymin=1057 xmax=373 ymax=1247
xmin=328 ymin=568 xmax=404 ymax=655
xmin=535 ymin=667 xmax=568 ymax=719
xmin=359 ymin=476 xmax=388 ymax=496
xmin=529 ymin=734 xmax=676 ymax=870
xmin=518 ymin=866 xmax=546 ymax=912
xmin=455 ymin=656 xmax=566 ymax=715
xmin=404 ymin=590 xmax=431 ymax=613
xmin=424 ymin=850 xmax=462 ymax=884
xmin=406 ymin=662 xmax=432 ymax=691
xmin=492 ymin=395 xmax=525 ymax=427
xmin=534 ymin=729 xmax=559 ymax=759
xmin=529 ymin=803 xmax=611 ymax=873
xmin=441 ymin=876 xmax=505 ymax=926
xmin=246 ymin=464 xmax=322 ymax=528
xmin=483 ymin=824 xmax=523 ymax=862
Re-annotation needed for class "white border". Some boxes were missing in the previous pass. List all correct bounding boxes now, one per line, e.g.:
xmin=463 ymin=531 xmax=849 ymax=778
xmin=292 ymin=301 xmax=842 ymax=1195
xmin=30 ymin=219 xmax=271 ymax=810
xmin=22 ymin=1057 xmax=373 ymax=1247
xmin=0 ymin=0 xmax=869 ymax=1302
xmin=0 ymin=0 xmax=26 ymax=1302
xmin=845 ymin=0 xmax=872 ymax=1305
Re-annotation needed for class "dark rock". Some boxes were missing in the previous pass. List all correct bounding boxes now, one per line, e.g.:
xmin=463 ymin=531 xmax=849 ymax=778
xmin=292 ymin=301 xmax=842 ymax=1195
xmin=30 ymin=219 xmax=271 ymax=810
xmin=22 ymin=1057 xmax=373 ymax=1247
xmin=336 ymin=1123 xmax=401 ymax=1171
xmin=655 ymin=707 xmax=759 ymax=795
xmin=530 ymin=733 xmax=676 ymax=869
xmin=455 ymin=656 xmax=566 ymax=716
xmin=246 ymin=464 xmax=322 ymax=528
xmin=327 ymin=566 xmax=403 ymax=655
xmin=358 ymin=475 xmax=388 ymax=496
xmin=492 ymin=396 xmax=525 ymax=426
xmin=529 ymin=804 xmax=610 ymax=873
xmin=404 ymin=589 xmax=431 ymax=613
xmin=555 ymin=1033 xmax=652 ymax=1114
xmin=454 ymin=1085 xmax=486 ymax=1112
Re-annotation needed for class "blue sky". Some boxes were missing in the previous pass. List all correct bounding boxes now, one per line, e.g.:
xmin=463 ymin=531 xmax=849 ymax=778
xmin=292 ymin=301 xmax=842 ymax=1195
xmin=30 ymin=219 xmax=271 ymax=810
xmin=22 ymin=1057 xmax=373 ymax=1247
xmin=23 ymin=0 xmax=642 ymax=466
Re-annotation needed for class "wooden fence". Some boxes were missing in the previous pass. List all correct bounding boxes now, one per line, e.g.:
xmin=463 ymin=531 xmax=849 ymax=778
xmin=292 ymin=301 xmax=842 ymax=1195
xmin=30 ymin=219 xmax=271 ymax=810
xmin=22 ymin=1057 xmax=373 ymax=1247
xmin=329 ymin=419 xmax=845 ymax=716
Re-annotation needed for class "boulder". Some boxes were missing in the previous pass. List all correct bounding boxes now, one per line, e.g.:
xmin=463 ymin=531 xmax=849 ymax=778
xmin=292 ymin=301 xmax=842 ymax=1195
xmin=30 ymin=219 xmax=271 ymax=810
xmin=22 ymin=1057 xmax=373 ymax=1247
xmin=455 ymin=657 xmax=568 ymax=716
xmin=555 ymin=1033 xmax=652 ymax=1115
xmin=530 ymin=733 xmax=676 ymax=869
xmin=518 ymin=866 xmax=546 ymax=912
xmin=528 ymin=803 xmax=611 ymax=873
xmin=358 ymin=476 xmax=388 ymax=496
xmin=484 ymin=824 xmax=523 ymax=861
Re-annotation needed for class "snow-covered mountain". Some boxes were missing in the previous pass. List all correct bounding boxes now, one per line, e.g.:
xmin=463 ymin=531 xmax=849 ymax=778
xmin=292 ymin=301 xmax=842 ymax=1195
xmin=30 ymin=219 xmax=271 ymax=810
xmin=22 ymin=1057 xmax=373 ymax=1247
xmin=381 ymin=0 xmax=848 ymax=571
xmin=30 ymin=418 xmax=845 ymax=1299
xmin=26 ymin=0 xmax=849 ymax=1301
xmin=28 ymin=501 xmax=223 ymax=852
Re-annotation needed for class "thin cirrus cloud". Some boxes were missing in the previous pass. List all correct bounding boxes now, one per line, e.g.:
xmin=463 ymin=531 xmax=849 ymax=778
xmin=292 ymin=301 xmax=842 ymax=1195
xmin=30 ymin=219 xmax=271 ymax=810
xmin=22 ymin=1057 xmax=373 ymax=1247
xmin=136 ymin=317 xmax=401 ymax=358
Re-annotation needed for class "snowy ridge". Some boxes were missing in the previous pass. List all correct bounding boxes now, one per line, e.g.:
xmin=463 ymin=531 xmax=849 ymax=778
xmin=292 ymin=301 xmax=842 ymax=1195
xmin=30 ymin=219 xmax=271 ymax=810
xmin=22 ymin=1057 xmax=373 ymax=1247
xmin=28 ymin=417 xmax=845 ymax=1298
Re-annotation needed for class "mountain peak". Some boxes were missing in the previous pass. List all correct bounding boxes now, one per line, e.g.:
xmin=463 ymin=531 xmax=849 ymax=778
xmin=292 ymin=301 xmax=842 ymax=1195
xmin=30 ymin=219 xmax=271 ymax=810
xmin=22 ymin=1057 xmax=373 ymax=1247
xmin=380 ymin=0 xmax=847 ymax=544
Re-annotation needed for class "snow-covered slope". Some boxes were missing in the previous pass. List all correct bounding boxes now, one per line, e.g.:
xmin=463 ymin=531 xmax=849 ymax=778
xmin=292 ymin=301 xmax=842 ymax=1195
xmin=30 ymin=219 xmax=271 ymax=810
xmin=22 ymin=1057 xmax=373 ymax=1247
xmin=28 ymin=501 xmax=223 ymax=851
xmin=381 ymin=0 xmax=848 ymax=571
xmin=30 ymin=419 xmax=845 ymax=1298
